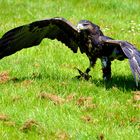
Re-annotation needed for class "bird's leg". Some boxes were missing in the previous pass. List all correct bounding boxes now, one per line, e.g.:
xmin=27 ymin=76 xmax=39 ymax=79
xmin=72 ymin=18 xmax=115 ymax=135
xmin=101 ymin=57 xmax=111 ymax=80
xmin=75 ymin=57 xmax=97 ymax=80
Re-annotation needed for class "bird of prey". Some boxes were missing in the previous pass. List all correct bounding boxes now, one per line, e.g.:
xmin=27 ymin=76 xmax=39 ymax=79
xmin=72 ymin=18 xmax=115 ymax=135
xmin=0 ymin=17 xmax=140 ymax=86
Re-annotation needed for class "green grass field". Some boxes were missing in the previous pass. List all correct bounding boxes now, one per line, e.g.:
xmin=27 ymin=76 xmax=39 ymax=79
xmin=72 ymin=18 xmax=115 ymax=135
xmin=0 ymin=0 xmax=140 ymax=139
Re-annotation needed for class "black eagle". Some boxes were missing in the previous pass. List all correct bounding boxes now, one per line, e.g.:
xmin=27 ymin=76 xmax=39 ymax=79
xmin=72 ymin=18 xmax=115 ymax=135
xmin=0 ymin=17 xmax=140 ymax=86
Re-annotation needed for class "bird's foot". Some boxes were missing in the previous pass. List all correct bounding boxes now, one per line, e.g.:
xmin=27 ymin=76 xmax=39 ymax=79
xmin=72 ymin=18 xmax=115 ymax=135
xmin=74 ymin=68 xmax=92 ymax=80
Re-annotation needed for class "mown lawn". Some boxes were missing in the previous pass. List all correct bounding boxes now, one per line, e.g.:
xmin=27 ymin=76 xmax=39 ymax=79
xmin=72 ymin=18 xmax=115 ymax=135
xmin=0 ymin=0 xmax=140 ymax=139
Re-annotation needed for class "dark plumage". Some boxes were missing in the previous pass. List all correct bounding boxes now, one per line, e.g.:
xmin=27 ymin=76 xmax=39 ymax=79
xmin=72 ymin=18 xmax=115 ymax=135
xmin=0 ymin=17 xmax=140 ymax=86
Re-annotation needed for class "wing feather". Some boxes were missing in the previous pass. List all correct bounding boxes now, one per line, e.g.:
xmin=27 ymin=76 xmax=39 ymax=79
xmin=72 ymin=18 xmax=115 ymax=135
xmin=100 ymin=37 xmax=140 ymax=86
xmin=0 ymin=18 xmax=80 ymax=58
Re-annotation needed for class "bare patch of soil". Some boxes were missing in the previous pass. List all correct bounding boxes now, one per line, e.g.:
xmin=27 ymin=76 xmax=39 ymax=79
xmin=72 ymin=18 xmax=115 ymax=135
xmin=20 ymin=119 xmax=39 ymax=132
xmin=0 ymin=71 xmax=10 ymax=83
xmin=0 ymin=114 xmax=9 ymax=121
xmin=55 ymin=131 xmax=69 ymax=140
xmin=38 ymin=92 xmax=65 ymax=104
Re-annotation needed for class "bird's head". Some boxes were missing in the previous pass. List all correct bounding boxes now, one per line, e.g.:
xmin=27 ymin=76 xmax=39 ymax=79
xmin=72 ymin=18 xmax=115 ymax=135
xmin=77 ymin=20 xmax=103 ymax=35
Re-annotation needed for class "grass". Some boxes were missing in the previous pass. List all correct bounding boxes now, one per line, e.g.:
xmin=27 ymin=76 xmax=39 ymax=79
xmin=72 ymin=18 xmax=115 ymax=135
xmin=0 ymin=0 xmax=140 ymax=139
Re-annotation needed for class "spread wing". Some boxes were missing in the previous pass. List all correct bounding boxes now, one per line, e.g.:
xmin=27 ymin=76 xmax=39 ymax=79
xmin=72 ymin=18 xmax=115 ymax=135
xmin=100 ymin=36 xmax=140 ymax=86
xmin=0 ymin=17 xmax=80 ymax=59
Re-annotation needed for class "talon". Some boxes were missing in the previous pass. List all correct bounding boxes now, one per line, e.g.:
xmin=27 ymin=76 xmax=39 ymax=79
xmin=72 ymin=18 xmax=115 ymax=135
xmin=75 ymin=68 xmax=83 ymax=75
xmin=74 ymin=75 xmax=82 ymax=79
xmin=84 ymin=74 xmax=92 ymax=80
xmin=75 ymin=68 xmax=92 ymax=80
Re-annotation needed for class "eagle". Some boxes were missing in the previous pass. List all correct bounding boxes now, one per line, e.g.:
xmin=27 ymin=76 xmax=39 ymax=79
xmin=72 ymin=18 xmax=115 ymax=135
xmin=0 ymin=17 xmax=140 ymax=86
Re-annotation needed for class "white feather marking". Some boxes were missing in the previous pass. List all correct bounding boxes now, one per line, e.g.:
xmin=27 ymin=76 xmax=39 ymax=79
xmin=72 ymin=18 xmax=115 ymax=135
xmin=102 ymin=57 xmax=108 ymax=68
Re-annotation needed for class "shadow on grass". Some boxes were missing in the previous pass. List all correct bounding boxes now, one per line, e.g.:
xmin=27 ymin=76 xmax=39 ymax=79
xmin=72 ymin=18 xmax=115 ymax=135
xmin=10 ymin=73 xmax=43 ymax=83
xmin=10 ymin=72 xmax=71 ymax=82
xmin=92 ymin=75 xmax=138 ymax=91
xmin=9 ymin=72 xmax=138 ymax=91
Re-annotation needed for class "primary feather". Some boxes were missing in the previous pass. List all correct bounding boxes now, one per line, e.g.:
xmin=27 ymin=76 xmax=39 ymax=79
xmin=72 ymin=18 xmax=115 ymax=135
xmin=0 ymin=18 xmax=80 ymax=58
xmin=100 ymin=38 xmax=140 ymax=86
